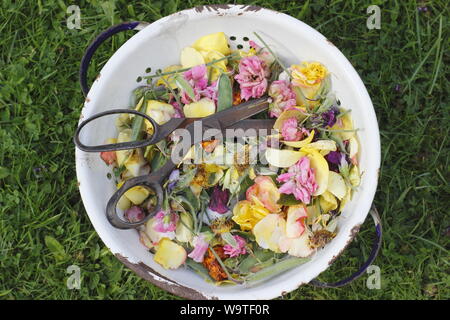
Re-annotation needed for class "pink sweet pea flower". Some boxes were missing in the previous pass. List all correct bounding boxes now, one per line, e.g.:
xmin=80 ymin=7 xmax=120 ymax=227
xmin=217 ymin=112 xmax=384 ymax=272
xmin=153 ymin=210 xmax=179 ymax=233
xmin=268 ymin=80 xmax=297 ymax=118
xmin=277 ymin=157 xmax=318 ymax=204
xmin=223 ymin=235 xmax=247 ymax=258
xmin=181 ymin=64 xmax=218 ymax=104
xmin=234 ymin=56 xmax=270 ymax=101
xmin=188 ymin=234 xmax=209 ymax=263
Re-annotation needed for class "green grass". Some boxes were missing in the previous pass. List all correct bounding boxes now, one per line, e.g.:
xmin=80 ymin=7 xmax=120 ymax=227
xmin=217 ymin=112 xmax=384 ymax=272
xmin=0 ymin=0 xmax=449 ymax=300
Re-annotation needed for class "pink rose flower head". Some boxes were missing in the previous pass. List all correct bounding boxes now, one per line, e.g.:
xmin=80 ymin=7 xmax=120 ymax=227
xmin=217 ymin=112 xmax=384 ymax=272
xmin=268 ymin=80 xmax=297 ymax=118
xmin=248 ymin=40 xmax=275 ymax=69
xmin=223 ymin=235 xmax=247 ymax=258
xmin=234 ymin=56 xmax=270 ymax=101
xmin=277 ymin=156 xmax=318 ymax=204
xmin=188 ymin=234 xmax=209 ymax=263
xmin=153 ymin=210 xmax=179 ymax=233
xmin=281 ymin=117 xmax=305 ymax=142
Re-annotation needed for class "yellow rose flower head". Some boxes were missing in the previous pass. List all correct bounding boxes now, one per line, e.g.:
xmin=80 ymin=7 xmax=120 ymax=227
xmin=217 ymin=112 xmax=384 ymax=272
xmin=232 ymin=200 xmax=270 ymax=231
xmin=291 ymin=62 xmax=328 ymax=87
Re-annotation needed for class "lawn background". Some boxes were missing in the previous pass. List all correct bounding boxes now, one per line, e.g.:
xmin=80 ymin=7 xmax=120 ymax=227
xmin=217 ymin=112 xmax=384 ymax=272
xmin=0 ymin=0 xmax=448 ymax=300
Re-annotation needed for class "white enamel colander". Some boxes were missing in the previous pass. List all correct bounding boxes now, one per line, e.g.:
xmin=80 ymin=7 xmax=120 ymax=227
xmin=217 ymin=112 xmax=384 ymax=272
xmin=75 ymin=4 xmax=381 ymax=300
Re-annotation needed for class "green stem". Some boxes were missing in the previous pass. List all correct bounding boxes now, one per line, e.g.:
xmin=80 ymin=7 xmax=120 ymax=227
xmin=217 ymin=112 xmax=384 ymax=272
xmin=253 ymin=32 xmax=291 ymax=78
xmin=156 ymin=70 xmax=182 ymax=107
xmin=144 ymin=53 xmax=239 ymax=80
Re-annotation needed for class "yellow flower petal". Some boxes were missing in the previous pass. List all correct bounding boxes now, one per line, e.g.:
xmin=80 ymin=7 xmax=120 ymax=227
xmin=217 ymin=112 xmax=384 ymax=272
xmin=183 ymin=98 xmax=216 ymax=118
xmin=115 ymin=129 xmax=132 ymax=166
xmin=232 ymin=200 xmax=269 ymax=231
xmin=320 ymin=190 xmax=338 ymax=213
xmin=265 ymin=148 xmax=303 ymax=168
xmin=305 ymin=140 xmax=337 ymax=153
xmin=283 ymin=130 xmax=315 ymax=148
xmin=327 ymin=171 xmax=347 ymax=200
xmin=202 ymin=50 xmax=227 ymax=82
xmin=253 ymin=214 xmax=285 ymax=253
xmin=155 ymin=65 xmax=182 ymax=89
xmin=124 ymin=186 xmax=150 ymax=205
xmin=180 ymin=47 xmax=205 ymax=68
xmin=192 ymin=32 xmax=231 ymax=56
xmin=330 ymin=112 xmax=354 ymax=140
xmin=154 ymin=238 xmax=187 ymax=269
xmin=349 ymin=165 xmax=361 ymax=187
xmin=146 ymin=100 xmax=175 ymax=126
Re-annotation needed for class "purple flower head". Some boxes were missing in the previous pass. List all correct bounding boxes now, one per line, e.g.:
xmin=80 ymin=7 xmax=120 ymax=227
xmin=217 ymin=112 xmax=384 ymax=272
xmin=208 ymin=186 xmax=230 ymax=214
xmin=124 ymin=206 xmax=145 ymax=223
xmin=167 ymin=169 xmax=180 ymax=192
xmin=325 ymin=151 xmax=348 ymax=172
xmin=322 ymin=106 xmax=340 ymax=127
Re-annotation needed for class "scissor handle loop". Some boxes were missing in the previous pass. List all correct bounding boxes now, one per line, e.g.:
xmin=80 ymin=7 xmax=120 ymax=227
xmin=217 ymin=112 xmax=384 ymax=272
xmin=74 ymin=109 xmax=159 ymax=152
xmin=106 ymin=174 xmax=164 ymax=229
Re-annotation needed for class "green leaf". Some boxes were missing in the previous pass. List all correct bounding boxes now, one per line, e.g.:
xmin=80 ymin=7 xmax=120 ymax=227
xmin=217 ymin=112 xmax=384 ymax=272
xmin=238 ymin=249 xmax=275 ymax=274
xmin=277 ymin=194 xmax=302 ymax=206
xmin=150 ymin=151 xmax=166 ymax=171
xmin=221 ymin=232 xmax=237 ymax=248
xmin=186 ymin=259 xmax=213 ymax=282
xmin=244 ymin=257 xmax=310 ymax=286
xmin=130 ymin=97 xmax=147 ymax=141
xmin=217 ymin=73 xmax=233 ymax=112
xmin=44 ymin=236 xmax=67 ymax=261
xmin=174 ymin=74 xmax=196 ymax=100
xmin=172 ymin=167 xmax=197 ymax=192
xmin=184 ymin=187 xmax=200 ymax=212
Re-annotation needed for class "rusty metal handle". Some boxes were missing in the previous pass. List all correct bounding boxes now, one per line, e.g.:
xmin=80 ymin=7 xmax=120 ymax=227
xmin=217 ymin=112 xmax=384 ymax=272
xmin=309 ymin=205 xmax=382 ymax=288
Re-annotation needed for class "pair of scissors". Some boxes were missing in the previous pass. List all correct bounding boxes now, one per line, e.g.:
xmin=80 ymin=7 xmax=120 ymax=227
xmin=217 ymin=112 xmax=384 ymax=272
xmin=74 ymin=96 xmax=276 ymax=229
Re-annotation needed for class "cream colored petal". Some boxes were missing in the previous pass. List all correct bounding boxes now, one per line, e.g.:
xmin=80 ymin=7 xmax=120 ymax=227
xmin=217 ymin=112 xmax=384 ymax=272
xmin=180 ymin=47 xmax=205 ymax=68
xmin=265 ymin=148 xmax=303 ymax=168
xmin=327 ymin=171 xmax=347 ymax=200
xmin=253 ymin=214 xmax=285 ymax=253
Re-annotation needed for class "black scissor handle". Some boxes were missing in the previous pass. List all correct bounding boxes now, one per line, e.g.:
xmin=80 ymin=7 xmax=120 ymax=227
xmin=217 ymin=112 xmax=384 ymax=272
xmin=106 ymin=174 xmax=163 ymax=229
xmin=106 ymin=159 xmax=177 ymax=229
xmin=74 ymin=109 xmax=160 ymax=152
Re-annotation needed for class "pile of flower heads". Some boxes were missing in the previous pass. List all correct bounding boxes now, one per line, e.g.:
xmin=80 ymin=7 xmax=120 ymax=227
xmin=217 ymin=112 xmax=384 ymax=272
xmin=100 ymin=32 xmax=361 ymax=285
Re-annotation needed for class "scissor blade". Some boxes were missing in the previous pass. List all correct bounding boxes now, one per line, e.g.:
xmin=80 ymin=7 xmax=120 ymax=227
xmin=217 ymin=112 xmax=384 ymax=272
xmin=213 ymin=96 xmax=271 ymax=129
xmin=228 ymin=119 xmax=276 ymax=134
